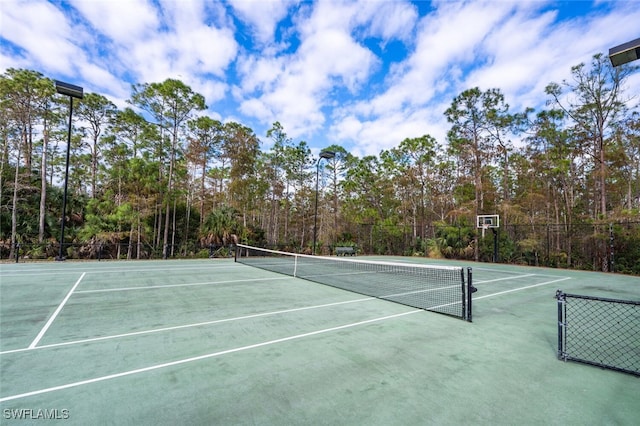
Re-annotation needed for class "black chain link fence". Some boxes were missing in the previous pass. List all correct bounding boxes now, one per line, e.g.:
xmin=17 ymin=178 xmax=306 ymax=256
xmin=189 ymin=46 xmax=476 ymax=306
xmin=556 ymin=290 xmax=640 ymax=377
xmin=1 ymin=241 xmax=235 ymax=262
xmin=354 ymin=221 xmax=640 ymax=275
xmin=3 ymin=221 xmax=639 ymax=275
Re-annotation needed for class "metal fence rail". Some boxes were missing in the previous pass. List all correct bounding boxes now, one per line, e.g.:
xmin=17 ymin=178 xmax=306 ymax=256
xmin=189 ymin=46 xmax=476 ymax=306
xmin=353 ymin=220 xmax=640 ymax=275
xmin=556 ymin=290 xmax=640 ymax=377
xmin=1 ymin=242 xmax=236 ymax=262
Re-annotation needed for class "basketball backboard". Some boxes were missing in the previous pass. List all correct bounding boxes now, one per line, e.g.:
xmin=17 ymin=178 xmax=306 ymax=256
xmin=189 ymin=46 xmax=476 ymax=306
xmin=477 ymin=214 xmax=500 ymax=229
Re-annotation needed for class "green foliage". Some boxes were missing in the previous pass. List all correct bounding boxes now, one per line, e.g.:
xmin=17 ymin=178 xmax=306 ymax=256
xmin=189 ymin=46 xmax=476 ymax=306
xmin=1 ymin=64 xmax=639 ymax=274
xmin=201 ymin=206 xmax=241 ymax=246
xmin=432 ymin=223 xmax=474 ymax=258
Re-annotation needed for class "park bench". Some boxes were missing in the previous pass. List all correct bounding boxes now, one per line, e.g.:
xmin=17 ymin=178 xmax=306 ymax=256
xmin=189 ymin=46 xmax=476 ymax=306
xmin=335 ymin=246 xmax=356 ymax=256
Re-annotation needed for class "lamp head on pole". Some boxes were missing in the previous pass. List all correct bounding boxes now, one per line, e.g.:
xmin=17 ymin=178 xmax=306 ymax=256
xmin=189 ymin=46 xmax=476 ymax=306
xmin=319 ymin=150 xmax=335 ymax=160
xmin=609 ymin=37 xmax=640 ymax=67
xmin=55 ymin=80 xmax=84 ymax=99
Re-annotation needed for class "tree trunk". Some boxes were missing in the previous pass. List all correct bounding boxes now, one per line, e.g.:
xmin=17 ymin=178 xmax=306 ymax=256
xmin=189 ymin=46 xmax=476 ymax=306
xmin=163 ymin=203 xmax=171 ymax=258
xmin=163 ymin=133 xmax=176 ymax=259
xmin=185 ymin=188 xmax=191 ymax=256
xmin=137 ymin=217 xmax=142 ymax=260
xmin=10 ymin=140 xmax=22 ymax=259
xmin=128 ymin=226 xmax=134 ymax=260
xmin=39 ymin=126 xmax=48 ymax=243
xmin=0 ymin=135 xmax=6 ymax=212
xmin=200 ymin=163 xmax=206 ymax=225
xmin=474 ymin=135 xmax=482 ymax=262
xmin=171 ymin=197 xmax=177 ymax=257
xmin=91 ymin=136 xmax=98 ymax=198
xmin=599 ymin=134 xmax=606 ymax=217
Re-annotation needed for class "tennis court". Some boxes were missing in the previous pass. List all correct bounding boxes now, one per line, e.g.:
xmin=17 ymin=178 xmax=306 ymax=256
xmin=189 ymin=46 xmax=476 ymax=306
xmin=1 ymin=255 xmax=638 ymax=425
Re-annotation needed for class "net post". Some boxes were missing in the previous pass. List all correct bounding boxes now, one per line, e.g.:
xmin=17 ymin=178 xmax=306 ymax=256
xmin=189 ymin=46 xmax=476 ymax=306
xmin=556 ymin=290 xmax=566 ymax=360
xmin=461 ymin=268 xmax=466 ymax=321
xmin=466 ymin=267 xmax=475 ymax=322
xmin=234 ymin=244 xmax=239 ymax=262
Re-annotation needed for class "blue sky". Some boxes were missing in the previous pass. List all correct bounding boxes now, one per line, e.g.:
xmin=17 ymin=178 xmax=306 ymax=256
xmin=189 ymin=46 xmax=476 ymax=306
xmin=1 ymin=0 xmax=639 ymax=157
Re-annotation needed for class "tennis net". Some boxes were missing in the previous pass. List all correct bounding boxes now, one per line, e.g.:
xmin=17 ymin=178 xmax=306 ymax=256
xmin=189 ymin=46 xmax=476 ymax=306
xmin=235 ymin=244 xmax=474 ymax=321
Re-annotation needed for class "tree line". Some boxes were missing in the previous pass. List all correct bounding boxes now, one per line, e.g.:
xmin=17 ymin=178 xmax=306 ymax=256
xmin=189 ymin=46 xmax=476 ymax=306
xmin=1 ymin=53 xmax=639 ymax=273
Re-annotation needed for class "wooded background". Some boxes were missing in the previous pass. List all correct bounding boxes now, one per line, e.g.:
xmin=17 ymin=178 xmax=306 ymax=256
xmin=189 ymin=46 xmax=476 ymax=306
xmin=1 ymin=53 xmax=639 ymax=274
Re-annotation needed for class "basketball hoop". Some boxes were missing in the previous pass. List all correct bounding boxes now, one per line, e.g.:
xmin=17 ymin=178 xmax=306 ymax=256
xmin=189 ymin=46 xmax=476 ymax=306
xmin=477 ymin=214 xmax=500 ymax=238
xmin=477 ymin=214 xmax=500 ymax=262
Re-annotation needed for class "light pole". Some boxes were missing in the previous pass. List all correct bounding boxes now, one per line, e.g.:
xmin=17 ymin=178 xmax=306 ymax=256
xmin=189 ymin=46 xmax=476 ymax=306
xmin=313 ymin=150 xmax=335 ymax=255
xmin=607 ymin=38 xmax=638 ymax=272
xmin=55 ymin=80 xmax=83 ymax=261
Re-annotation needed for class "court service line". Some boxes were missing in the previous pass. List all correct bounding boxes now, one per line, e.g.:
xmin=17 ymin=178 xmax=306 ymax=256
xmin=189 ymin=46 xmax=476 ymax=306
xmin=0 ymin=297 xmax=376 ymax=355
xmin=383 ymin=284 xmax=460 ymax=299
xmin=67 ymin=264 xmax=241 ymax=275
xmin=1 ymin=263 xmax=240 ymax=277
xmin=474 ymin=276 xmax=572 ymax=300
xmin=474 ymin=273 xmax=536 ymax=284
xmin=75 ymin=276 xmax=291 ymax=294
xmin=472 ymin=267 xmax=571 ymax=279
xmin=0 ymin=309 xmax=421 ymax=403
xmin=28 ymin=272 xmax=86 ymax=349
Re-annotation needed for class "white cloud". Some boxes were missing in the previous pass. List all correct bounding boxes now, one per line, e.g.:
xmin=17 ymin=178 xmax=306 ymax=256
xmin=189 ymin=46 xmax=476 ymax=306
xmin=0 ymin=0 xmax=84 ymax=75
xmin=105 ymin=1 xmax=238 ymax=87
xmin=462 ymin=7 xmax=561 ymax=109
xmin=68 ymin=0 xmax=160 ymax=46
xmin=170 ymin=26 xmax=238 ymax=77
xmin=235 ymin=55 xmax=284 ymax=94
xmin=76 ymin=62 xmax=129 ymax=98
xmin=357 ymin=0 xmax=418 ymax=44
xmin=327 ymin=0 xmax=519 ymax=155
xmin=240 ymin=98 xmax=273 ymax=123
xmin=129 ymin=36 xmax=174 ymax=83
xmin=466 ymin=2 xmax=640 ymax=113
xmin=328 ymin=0 xmax=640 ymax=156
xmin=331 ymin=99 xmax=451 ymax=157
xmin=234 ymin=0 xmax=383 ymax=139
xmin=332 ymin=106 xmax=444 ymax=158
xmin=193 ymin=79 xmax=228 ymax=106
xmin=2 ymin=0 xmax=639 ymax=159
xmin=228 ymin=0 xmax=297 ymax=45
xmin=299 ymin=27 xmax=376 ymax=91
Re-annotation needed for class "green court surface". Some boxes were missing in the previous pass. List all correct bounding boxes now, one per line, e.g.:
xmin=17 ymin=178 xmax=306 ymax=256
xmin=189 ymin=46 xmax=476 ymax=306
xmin=1 ymin=257 xmax=638 ymax=425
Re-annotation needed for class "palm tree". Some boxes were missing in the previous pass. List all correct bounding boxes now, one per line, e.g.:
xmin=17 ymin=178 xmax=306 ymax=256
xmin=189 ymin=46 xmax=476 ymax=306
xmin=200 ymin=206 xmax=240 ymax=247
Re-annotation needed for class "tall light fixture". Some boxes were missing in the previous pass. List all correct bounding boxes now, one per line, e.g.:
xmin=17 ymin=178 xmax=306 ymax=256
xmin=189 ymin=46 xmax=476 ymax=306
xmin=609 ymin=37 xmax=640 ymax=67
xmin=55 ymin=80 xmax=84 ymax=261
xmin=313 ymin=150 xmax=335 ymax=255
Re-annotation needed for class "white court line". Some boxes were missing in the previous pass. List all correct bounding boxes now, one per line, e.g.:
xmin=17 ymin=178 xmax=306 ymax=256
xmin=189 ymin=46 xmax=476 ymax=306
xmin=383 ymin=284 xmax=460 ymax=299
xmin=472 ymin=267 xmax=570 ymax=279
xmin=0 ymin=309 xmax=421 ymax=403
xmin=0 ymin=271 xmax=88 ymax=278
xmin=0 ymin=264 xmax=239 ymax=278
xmin=474 ymin=273 xmax=536 ymax=284
xmin=0 ymin=297 xmax=376 ymax=355
xmin=28 ymin=273 xmax=86 ymax=349
xmin=75 ymin=276 xmax=291 ymax=294
xmin=474 ymin=276 xmax=572 ymax=300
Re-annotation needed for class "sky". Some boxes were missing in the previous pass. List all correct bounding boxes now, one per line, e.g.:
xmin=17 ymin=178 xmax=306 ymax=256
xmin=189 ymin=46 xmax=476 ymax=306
xmin=1 ymin=0 xmax=639 ymax=157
